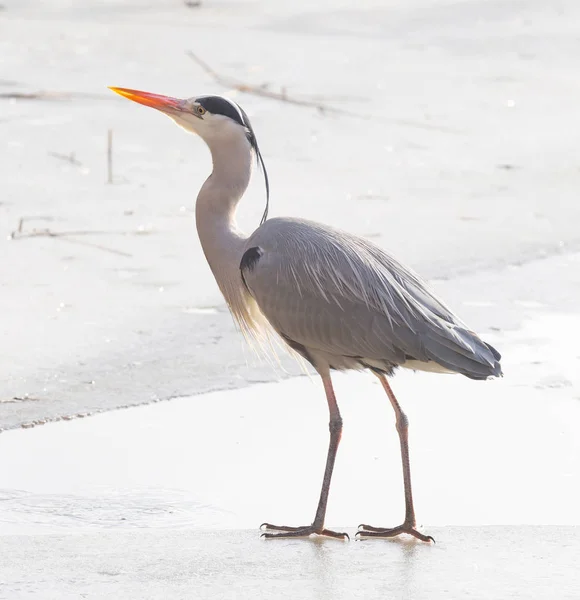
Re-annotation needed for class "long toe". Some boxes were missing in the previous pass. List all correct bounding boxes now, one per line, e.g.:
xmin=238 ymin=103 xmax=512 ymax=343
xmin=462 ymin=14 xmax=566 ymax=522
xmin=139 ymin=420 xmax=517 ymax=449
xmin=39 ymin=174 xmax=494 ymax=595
xmin=358 ymin=523 xmax=389 ymax=533
xmin=356 ymin=523 xmax=434 ymax=543
xmin=260 ymin=523 xmax=308 ymax=532
xmin=261 ymin=523 xmax=349 ymax=540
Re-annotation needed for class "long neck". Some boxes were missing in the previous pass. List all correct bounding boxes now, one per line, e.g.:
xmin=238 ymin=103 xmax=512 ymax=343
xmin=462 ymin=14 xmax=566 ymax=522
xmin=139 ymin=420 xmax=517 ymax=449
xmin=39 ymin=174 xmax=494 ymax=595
xmin=196 ymin=131 xmax=252 ymax=262
xmin=195 ymin=129 xmax=254 ymax=320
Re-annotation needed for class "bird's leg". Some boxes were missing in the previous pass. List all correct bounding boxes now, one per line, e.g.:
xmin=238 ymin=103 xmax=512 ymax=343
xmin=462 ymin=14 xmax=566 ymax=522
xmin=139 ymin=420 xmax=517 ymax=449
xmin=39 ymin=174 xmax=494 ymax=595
xmin=261 ymin=372 xmax=348 ymax=540
xmin=357 ymin=374 xmax=434 ymax=543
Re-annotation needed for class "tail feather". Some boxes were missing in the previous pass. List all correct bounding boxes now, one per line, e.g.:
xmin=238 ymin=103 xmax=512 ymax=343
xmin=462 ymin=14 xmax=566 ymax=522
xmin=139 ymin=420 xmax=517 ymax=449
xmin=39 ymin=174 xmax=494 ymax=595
xmin=485 ymin=342 xmax=502 ymax=362
xmin=421 ymin=326 xmax=502 ymax=380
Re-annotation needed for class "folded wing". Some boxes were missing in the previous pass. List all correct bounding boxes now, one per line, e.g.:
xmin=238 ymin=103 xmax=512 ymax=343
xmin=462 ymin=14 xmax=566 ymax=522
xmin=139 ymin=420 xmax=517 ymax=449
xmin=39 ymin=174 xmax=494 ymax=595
xmin=241 ymin=218 xmax=502 ymax=380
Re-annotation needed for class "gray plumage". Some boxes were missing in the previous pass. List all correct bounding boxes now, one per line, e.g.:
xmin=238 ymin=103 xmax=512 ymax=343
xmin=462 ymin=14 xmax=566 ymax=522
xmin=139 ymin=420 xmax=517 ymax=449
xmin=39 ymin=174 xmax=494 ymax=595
xmin=242 ymin=217 xmax=501 ymax=380
xmin=111 ymin=86 xmax=502 ymax=541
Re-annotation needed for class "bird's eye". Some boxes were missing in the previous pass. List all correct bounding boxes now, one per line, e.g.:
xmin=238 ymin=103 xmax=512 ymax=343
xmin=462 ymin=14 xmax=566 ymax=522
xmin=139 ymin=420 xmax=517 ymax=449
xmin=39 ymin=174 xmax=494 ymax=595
xmin=196 ymin=105 xmax=206 ymax=116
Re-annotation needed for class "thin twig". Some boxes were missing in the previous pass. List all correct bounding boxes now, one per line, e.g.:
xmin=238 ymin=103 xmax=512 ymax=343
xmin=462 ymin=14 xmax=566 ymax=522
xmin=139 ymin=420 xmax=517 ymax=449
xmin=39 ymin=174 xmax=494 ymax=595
xmin=14 ymin=216 xmax=54 ymax=235
xmin=9 ymin=218 xmax=139 ymax=257
xmin=4 ymin=397 xmax=43 ymax=403
xmin=185 ymin=50 xmax=462 ymax=134
xmin=49 ymin=151 xmax=82 ymax=167
xmin=107 ymin=129 xmax=113 ymax=184
xmin=10 ymin=230 xmax=132 ymax=257
xmin=40 ymin=235 xmax=132 ymax=257
xmin=186 ymin=50 xmax=333 ymax=113
xmin=11 ymin=229 xmax=141 ymax=238
xmin=0 ymin=90 xmax=107 ymax=101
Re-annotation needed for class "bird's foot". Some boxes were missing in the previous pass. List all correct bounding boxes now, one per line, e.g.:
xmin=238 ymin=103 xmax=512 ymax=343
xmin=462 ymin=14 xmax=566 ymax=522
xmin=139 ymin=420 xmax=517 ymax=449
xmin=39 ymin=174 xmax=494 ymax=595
xmin=356 ymin=522 xmax=434 ymax=543
xmin=260 ymin=522 xmax=349 ymax=540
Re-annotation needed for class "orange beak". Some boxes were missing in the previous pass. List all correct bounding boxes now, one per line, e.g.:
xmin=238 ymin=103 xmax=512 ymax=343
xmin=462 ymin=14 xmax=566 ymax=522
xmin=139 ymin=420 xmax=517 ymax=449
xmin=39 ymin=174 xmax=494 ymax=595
xmin=109 ymin=87 xmax=184 ymax=113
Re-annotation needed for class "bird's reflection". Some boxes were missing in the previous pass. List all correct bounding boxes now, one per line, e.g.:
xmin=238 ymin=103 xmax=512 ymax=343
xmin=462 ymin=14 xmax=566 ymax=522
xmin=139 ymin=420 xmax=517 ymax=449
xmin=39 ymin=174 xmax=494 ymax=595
xmin=301 ymin=536 xmax=425 ymax=600
xmin=308 ymin=539 xmax=342 ymax=600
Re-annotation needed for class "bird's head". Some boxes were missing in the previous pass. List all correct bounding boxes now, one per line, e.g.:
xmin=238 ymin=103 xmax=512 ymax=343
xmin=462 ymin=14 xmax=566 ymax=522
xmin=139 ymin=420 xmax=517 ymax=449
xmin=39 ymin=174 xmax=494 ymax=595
xmin=110 ymin=87 xmax=251 ymax=143
xmin=109 ymin=87 xmax=269 ymax=222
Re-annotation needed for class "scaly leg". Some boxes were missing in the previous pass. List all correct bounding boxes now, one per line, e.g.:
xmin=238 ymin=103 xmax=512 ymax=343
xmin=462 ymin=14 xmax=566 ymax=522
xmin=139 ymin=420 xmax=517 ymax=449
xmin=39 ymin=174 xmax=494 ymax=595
xmin=262 ymin=371 xmax=348 ymax=540
xmin=357 ymin=373 xmax=434 ymax=543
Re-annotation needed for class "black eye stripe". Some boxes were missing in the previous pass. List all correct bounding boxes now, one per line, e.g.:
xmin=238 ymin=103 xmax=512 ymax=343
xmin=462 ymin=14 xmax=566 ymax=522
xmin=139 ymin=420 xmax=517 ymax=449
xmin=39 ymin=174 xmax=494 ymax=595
xmin=195 ymin=96 xmax=245 ymax=126
xmin=193 ymin=95 xmax=270 ymax=226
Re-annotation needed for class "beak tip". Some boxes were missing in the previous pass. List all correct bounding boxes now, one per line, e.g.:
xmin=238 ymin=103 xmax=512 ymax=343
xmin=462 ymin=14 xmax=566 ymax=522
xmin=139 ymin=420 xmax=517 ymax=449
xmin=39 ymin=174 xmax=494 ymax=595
xmin=108 ymin=86 xmax=127 ymax=98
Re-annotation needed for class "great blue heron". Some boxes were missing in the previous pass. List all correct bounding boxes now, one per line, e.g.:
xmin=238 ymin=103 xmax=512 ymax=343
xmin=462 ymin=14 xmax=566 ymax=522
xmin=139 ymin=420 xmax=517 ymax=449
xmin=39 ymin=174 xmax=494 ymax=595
xmin=110 ymin=87 xmax=502 ymax=542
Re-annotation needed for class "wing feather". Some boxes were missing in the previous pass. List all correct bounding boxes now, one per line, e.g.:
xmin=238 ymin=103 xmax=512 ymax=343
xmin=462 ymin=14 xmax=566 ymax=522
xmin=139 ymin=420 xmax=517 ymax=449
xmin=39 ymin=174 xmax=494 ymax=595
xmin=242 ymin=217 xmax=501 ymax=379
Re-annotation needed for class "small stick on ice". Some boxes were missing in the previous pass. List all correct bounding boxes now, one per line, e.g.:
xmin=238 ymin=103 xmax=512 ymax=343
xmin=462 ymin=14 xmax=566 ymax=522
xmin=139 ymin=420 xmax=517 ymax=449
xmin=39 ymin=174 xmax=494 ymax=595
xmin=49 ymin=151 xmax=82 ymax=166
xmin=9 ymin=217 xmax=133 ymax=257
xmin=0 ymin=90 xmax=106 ymax=101
xmin=184 ymin=50 xmax=461 ymax=133
xmin=185 ymin=50 xmax=335 ymax=112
